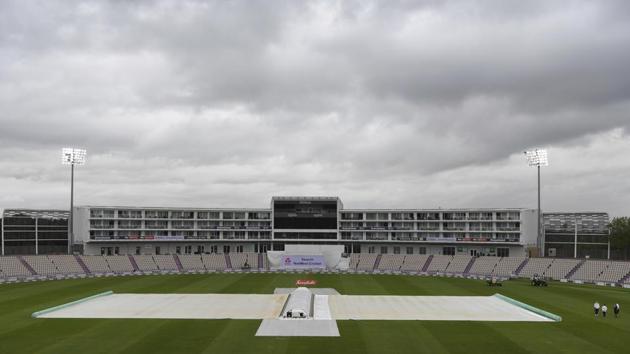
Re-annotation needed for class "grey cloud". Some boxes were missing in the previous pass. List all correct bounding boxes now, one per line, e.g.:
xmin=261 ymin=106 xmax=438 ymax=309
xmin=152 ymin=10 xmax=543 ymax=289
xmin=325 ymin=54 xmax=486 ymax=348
xmin=0 ymin=0 xmax=629 ymax=215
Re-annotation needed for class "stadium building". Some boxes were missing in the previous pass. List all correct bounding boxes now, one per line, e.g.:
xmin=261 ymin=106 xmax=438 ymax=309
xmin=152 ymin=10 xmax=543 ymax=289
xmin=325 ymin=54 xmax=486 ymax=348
xmin=543 ymin=212 xmax=610 ymax=259
xmin=0 ymin=209 xmax=69 ymax=255
xmin=1 ymin=199 xmax=611 ymax=259
xmin=70 ymin=196 xmax=540 ymax=257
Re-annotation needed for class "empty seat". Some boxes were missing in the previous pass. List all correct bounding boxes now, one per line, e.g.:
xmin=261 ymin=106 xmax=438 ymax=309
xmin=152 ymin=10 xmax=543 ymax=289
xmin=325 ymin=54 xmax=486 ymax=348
xmin=349 ymin=254 xmax=360 ymax=270
xmin=0 ymin=257 xmax=32 ymax=277
xmin=544 ymin=259 xmax=580 ymax=280
xmin=426 ymin=255 xmax=452 ymax=273
xmin=133 ymin=255 xmax=159 ymax=271
xmin=105 ymin=256 xmax=135 ymax=273
xmin=48 ymin=255 xmax=84 ymax=274
xmin=445 ymin=255 xmax=472 ymax=273
xmin=229 ymin=252 xmax=259 ymax=269
xmin=519 ymin=258 xmax=553 ymax=278
xmin=80 ymin=255 xmax=111 ymax=274
xmin=260 ymin=254 xmax=269 ymax=269
xmin=400 ymin=254 xmax=430 ymax=272
xmin=356 ymin=254 xmax=378 ymax=271
xmin=201 ymin=254 xmax=228 ymax=270
xmin=153 ymin=255 xmax=178 ymax=271
xmin=571 ymin=260 xmax=610 ymax=282
xmin=377 ymin=254 xmax=406 ymax=271
xmin=178 ymin=255 xmax=205 ymax=270
xmin=598 ymin=262 xmax=630 ymax=283
xmin=23 ymin=256 xmax=58 ymax=275
xmin=468 ymin=257 xmax=500 ymax=276
xmin=493 ymin=257 xmax=526 ymax=276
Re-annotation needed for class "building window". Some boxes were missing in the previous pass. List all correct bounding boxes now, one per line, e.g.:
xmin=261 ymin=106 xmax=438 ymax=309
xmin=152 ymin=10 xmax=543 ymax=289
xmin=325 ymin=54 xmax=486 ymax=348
xmin=368 ymin=246 xmax=375 ymax=254
xmin=393 ymin=247 xmax=400 ymax=254
xmin=176 ymin=246 xmax=181 ymax=254
xmin=135 ymin=246 xmax=141 ymax=255
xmin=418 ymin=247 xmax=426 ymax=255
xmin=155 ymin=247 xmax=161 ymax=255
xmin=380 ymin=246 xmax=388 ymax=254
xmin=248 ymin=212 xmax=270 ymax=220
xmin=236 ymin=245 xmax=244 ymax=253
xmin=406 ymin=247 xmax=413 ymax=255
xmin=171 ymin=211 xmax=194 ymax=219
xmin=185 ymin=245 xmax=192 ymax=254
xmin=497 ymin=248 xmax=510 ymax=257
xmin=146 ymin=210 xmax=169 ymax=219
xmin=223 ymin=245 xmax=230 ymax=254
xmin=443 ymin=247 xmax=455 ymax=256
xmin=118 ymin=210 xmax=142 ymax=218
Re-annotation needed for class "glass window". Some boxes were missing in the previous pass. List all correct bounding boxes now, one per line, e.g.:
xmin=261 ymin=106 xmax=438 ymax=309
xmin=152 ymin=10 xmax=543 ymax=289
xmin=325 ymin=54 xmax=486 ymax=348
xmin=497 ymin=248 xmax=510 ymax=257
xmin=442 ymin=247 xmax=455 ymax=256
xmin=172 ymin=211 xmax=194 ymax=219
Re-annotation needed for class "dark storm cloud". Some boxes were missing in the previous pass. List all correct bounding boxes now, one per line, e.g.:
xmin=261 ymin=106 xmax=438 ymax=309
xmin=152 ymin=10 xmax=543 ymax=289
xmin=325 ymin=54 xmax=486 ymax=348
xmin=0 ymin=0 xmax=629 ymax=215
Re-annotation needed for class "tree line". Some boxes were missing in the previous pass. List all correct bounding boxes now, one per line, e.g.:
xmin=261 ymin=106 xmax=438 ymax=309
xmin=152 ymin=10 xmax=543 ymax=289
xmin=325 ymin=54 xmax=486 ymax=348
xmin=610 ymin=217 xmax=630 ymax=260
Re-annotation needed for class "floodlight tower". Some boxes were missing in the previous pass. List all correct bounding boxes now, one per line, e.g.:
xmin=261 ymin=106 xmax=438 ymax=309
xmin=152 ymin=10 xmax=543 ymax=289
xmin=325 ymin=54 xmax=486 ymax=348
xmin=524 ymin=149 xmax=548 ymax=257
xmin=62 ymin=148 xmax=87 ymax=254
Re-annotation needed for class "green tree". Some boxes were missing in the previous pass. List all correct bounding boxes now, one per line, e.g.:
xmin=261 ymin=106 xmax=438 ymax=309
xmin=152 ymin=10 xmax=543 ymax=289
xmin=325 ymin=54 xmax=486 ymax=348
xmin=609 ymin=217 xmax=630 ymax=260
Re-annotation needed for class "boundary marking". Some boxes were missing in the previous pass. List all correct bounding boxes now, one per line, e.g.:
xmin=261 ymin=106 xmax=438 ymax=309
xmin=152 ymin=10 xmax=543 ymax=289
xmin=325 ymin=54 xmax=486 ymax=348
xmin=493 ymin=293 xmax=562 ymax=322
xmin=32 ymin=291 xmax=114 ymax=318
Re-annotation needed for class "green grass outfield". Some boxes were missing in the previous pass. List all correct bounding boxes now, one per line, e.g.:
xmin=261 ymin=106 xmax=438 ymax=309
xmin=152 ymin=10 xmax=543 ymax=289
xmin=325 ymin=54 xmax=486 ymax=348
xmin=1 ymin=274 xmax=628 ymax=354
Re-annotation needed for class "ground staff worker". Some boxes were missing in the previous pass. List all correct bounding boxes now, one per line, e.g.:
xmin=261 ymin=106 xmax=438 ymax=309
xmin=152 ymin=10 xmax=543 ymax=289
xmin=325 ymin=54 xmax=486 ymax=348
xmin=594 ymin=302 xmax=600 ymax=317
xmin=614 ymin=303 xmax=620 ymax=318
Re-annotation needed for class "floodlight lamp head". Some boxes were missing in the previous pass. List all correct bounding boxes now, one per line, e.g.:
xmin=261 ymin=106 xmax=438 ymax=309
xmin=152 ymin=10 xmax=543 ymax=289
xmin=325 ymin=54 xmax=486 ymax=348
xmin=524 ymin=148 xmax=548 ymax=167
xmin=61 ymin=148 xmax=87 ymax=165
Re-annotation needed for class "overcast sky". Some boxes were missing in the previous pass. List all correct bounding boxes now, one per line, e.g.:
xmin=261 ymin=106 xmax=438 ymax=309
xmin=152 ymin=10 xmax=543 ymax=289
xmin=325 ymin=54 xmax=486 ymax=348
xmin=1 ymin=0 xmax=629 ymax=216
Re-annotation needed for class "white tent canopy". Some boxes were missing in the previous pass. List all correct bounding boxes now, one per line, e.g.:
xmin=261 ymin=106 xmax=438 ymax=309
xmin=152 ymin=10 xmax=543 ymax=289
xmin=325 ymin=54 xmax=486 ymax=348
xmin=282 ymin=287 xmax=313 ymax=318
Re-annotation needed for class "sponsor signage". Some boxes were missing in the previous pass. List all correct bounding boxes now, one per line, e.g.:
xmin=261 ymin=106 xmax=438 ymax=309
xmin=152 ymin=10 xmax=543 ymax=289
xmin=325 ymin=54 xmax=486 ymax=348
xmin=281 ymin=255 xmax=325 ymax=269
xmin=426 ymin=236 xmax=457 ymax=242
xmin=296 ymin=279 xmax=317 ymax=286
xmin=156 ymin=235 xmax=185 ymax=240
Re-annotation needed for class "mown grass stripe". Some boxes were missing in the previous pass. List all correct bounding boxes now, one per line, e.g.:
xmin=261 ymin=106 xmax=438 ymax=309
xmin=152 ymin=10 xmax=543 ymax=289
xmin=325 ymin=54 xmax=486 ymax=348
xmin=31 ymin=290 xmax=114 ymax=318
xmin=494 ymin=293 xmax=562 ymax=322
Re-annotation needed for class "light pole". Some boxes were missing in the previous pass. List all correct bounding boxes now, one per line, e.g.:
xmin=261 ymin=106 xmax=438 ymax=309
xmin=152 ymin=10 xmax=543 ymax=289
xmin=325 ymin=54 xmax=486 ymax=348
xmin=524 ymin=149 xmax=548 ymax=257
xmin=62 ymin=148 xmax=87 ymax=255
xmin=574 ymin=214 xmax=580 ymax=258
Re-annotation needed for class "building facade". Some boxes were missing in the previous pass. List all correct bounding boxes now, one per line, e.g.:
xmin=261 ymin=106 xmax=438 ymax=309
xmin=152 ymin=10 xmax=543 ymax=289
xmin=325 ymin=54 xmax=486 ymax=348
xmin=0 ymin=209 xmax=69 ymax=255
xmin=543 ymin=212 xmax=610 ymax=259
xmin=72 ymin=196 xmax=539 ymax=257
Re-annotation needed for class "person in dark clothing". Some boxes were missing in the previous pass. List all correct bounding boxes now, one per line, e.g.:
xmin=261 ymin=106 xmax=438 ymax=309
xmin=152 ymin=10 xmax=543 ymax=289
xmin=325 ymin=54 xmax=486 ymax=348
xmin=614 ymin=303 xmax=620 ymax=318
